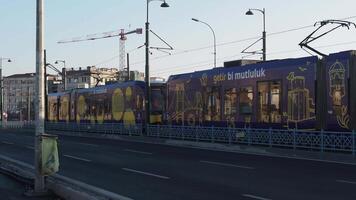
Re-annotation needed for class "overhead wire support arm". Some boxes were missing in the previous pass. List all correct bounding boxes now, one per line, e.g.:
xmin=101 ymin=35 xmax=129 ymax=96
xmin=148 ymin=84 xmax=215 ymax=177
xmin=149 ymin=29 xmax=174 ymax=51
xmin=241 ymin=37 xmax=263 ymax=55
xmin=299 ymin=19 xmax=356 ymax=57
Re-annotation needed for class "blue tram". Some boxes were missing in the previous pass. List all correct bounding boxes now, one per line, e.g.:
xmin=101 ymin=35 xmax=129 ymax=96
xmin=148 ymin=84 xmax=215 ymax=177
xmin=47 ymin=50 xmax=356 ymax=131
xmin=166 ymin=50 xmax=356 ymax=131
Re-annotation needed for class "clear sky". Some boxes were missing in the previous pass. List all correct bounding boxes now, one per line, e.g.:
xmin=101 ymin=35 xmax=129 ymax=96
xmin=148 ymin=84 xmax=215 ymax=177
xmin=1 ymin=0 xmax=356 ymax=78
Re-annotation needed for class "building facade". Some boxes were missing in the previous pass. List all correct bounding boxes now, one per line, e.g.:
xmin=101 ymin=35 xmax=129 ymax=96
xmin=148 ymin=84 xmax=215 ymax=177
xmin=3 ymin=73 xmax=61 ymax=121
xmin=3 ymin=73 xmax=35 ymax=121
xmin=64 ymin=66 xmax=118 ymax=90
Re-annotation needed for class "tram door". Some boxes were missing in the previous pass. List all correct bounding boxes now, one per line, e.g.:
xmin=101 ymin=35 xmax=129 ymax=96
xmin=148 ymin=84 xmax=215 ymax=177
xmin=257 ymin=81 xmax=282 ymax=123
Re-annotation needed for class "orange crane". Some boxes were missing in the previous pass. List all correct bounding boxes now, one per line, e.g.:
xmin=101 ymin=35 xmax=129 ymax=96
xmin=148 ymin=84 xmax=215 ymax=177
xmin=58 ymin=28 xmax=143 ymax=71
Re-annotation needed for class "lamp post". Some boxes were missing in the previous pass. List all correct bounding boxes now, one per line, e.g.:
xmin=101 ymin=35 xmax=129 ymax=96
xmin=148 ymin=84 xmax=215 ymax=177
xmin=192 ymin=18 xmax=217 ymax=68
xmin=245 ymin=8 xmax=266 ymax=61
xmin=55 ymin=60 xmax=66 ymax=91
xmin=0 ymin=57 xmax=12 ymax=122
xmin=145 ymin=0 xmax=169 ymax=131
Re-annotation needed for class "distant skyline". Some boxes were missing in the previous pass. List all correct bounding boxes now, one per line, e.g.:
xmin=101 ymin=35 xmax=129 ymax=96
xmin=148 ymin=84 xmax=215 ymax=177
xmin=1 ymin=0 xmax=356 ymax=78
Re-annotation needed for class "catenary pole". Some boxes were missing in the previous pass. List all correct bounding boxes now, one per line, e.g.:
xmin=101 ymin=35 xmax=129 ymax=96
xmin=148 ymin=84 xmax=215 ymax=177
xmin=34 ymin=0 xmax=45 ymax=192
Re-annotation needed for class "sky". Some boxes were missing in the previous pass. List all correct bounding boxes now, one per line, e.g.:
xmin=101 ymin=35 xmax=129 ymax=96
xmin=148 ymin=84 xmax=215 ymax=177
xmin=1 ymin=0 xmax=356 ymax=79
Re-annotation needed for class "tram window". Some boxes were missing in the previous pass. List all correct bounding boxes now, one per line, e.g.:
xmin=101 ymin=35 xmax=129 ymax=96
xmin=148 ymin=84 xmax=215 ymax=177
xmin=176 ymin=84 xmax=184 ymax=112
xmin=258 ymin=82 xmax=270 ymax=123
xmin=208 ymin=87 xmax=221 ymax=121
xmin=224 ymin=88 xmax=237 ymax=116
xmin=239 ymin=87 xmax=253 ymax=115
xmin=151 ymin=89 xmax=164 ymax=112
xmin=270 ymin=81 xmax=281 ymax=123
xmin=257 ymin=81 xmax=282 ymax=123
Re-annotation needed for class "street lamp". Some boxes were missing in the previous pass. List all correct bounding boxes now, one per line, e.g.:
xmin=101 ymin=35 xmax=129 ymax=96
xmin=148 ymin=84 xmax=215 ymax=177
xmin=192 ymin=18 xmax=217 ymax=68
xmin=0 ymin=57 xmax=12 ymax=121
xmin=245 ymin=8 xmax=266 ymax=61
xmin=54 ymin=60 xmax=66 ymax=91
xmin=145 ymin=0 xmax=169 ymax=130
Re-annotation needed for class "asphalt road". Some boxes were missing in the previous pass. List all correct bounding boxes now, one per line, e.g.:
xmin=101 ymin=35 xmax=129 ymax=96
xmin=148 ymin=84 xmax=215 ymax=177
xmin=0 ymin=130 xmax=355 ymax=200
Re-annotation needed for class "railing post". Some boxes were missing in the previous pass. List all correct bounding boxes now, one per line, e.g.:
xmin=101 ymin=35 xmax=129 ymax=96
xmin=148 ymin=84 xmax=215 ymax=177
xmin=211 ymin=126 xmax=214 ymax=143
xmin=181 ymin=125 xmax=184 ymax=140
xmin=269 ymin=127 xmax=272 ymax=147
xmin=247 ymin=127 xmax=251 ymax=146
xmin=352 ymin=130 xmax=355 ymax=156
xmin=157 ymin=125 xmax=160 ymax=138
xmin=293 ymin=128 xmax=296 ymax=150
xmin=228 ymin=127 xmax=232 ymax=145
xmin=195 ymin=126 xmax=198 ymax=142
xmin=321 ymin=129 xmax=324 ymax=153
xmin=169 ymin=124 xmax=172 ymax=140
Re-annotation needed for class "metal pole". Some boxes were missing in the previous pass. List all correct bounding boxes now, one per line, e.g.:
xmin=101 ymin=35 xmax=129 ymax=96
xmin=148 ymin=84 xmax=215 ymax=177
xmin=262 ymin=8 xmax=266 ymax=61
xmin=0 ymin=58 xmax=2 ymax=121
xmin=145 ymin=0 xmax=151 ymax=133
xmin=35 ymin=0 xmax=45 ymax=192
xmin=28 ymin=86 xmax=31 ymax=121
xmin=44 ymin=50 xmax=48 ymax=122
xmin=192 ymin=19 xmax=216 ymax=68
xmin=127 ymin=53 xmax=130 ymax=81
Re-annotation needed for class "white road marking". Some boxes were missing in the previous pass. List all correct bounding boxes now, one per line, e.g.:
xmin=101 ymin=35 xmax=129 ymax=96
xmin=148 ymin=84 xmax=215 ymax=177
xmin=77 ymin=142 xmax=99 ymax=147
xmin=122 ymin=168 xmax=170 ymax=180
xmin=336 ymin=179 xmax=356 ymax=185
xmin=25 ymin=146 xmax=34 ymax=150
xmin=124 ymin=149 xmax=153 ymax=155
xmin=1 ymin=141 xmax=14 ymax=145
xmin=242 ymin=194 xmax=271 ymax=200
xmin=200 ymin=160 xmax=255 ymax=170
xmin=64 ymin=154 xmax=91 ymax=162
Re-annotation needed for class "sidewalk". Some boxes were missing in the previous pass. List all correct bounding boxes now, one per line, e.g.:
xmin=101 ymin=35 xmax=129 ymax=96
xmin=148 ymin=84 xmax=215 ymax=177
xmin=0 ymin=172 xmax=59 ymax=200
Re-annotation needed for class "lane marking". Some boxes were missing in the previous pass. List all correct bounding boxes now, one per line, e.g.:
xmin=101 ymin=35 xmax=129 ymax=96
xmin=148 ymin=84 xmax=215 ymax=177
xmin=336 ymin=179 xmax=356 ymax=185
xmin=77 ymin=142 xmax=99 ymax=147
xmin=25 ymin=146 xmax=34 ymax=150
xmin=200 ymin=160 xmax=255 ymax=170
xmin=64 ymin=154 xmax=91 ymax=162
xmin=242 ymin=194 xmax=271 ymax=200
xmin=122 ymin=168 xmax=170 ymax=180
xmin=124 ymin=149 xmax=153 ymax=155
xmin=1 ymin=141 xmax=14 ymax=145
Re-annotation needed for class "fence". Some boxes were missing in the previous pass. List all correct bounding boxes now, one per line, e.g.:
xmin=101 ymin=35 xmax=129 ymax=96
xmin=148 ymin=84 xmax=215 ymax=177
xmin=148 ymin=125 xmax=356 ymax=154
xmin=1 ymin=121 xmax=355 ymax=154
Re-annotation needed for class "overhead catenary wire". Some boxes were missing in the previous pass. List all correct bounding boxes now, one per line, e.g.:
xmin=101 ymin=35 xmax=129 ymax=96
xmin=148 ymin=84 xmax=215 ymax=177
xmin=151 ymin=40 xmax=356 ymax=76
xmin=93 ymin=15 xmax=356 ymax=68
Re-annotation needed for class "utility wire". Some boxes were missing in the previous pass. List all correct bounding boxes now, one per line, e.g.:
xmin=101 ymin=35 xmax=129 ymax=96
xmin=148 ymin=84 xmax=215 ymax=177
xmin=94 ymin=15 xmax=356 ymax=67
xmin=151 ymin=40 xmax=356 ymax=76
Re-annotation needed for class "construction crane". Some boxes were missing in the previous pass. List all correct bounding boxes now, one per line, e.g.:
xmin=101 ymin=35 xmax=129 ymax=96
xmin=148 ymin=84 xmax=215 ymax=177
xmin=58 ymin=28 xmax=143 ymax=71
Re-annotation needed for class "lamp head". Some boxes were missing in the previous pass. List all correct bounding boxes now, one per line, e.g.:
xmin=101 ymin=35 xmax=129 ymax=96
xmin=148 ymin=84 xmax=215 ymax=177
xmin=160 ymin=1 xmax=169 ymax=8
xmin=7 ymin=59 xmax=11 ymax=63
xmin=192 ymin=18 xmax=199 ymax=22
xmin=246 ymin=10 xmax=254 ymax=15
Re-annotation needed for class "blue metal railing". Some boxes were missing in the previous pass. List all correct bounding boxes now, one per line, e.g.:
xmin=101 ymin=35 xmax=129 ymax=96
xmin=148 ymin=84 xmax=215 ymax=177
xmin=1 ymin=121 xmax=355 ymax=154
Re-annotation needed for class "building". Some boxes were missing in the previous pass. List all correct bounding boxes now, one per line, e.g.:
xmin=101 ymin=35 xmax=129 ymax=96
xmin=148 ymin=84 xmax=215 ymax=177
xmin=116 ymin=70 xmax=145 ymax=82
xmin=64 ymin=66 xmax=118 ymax=90
xmin=2 ymin=73 xmax=61 ymax=121
xmin=3 ymin=73 xmax=35 ymax=121
xmin=47 ymin=74 xmax=63 ymax=93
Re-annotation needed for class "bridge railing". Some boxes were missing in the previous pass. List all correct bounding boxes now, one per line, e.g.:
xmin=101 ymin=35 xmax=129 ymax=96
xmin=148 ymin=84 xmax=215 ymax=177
xmin=0 ymin=121 xmax=35 ymax=129
xmin=1 ymin=121 xmax=355 ymax=154
xmin=45 ymin=122 xmax=143 ymax=136
xmin=147 ymin=125 xmax=356 ymax=154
